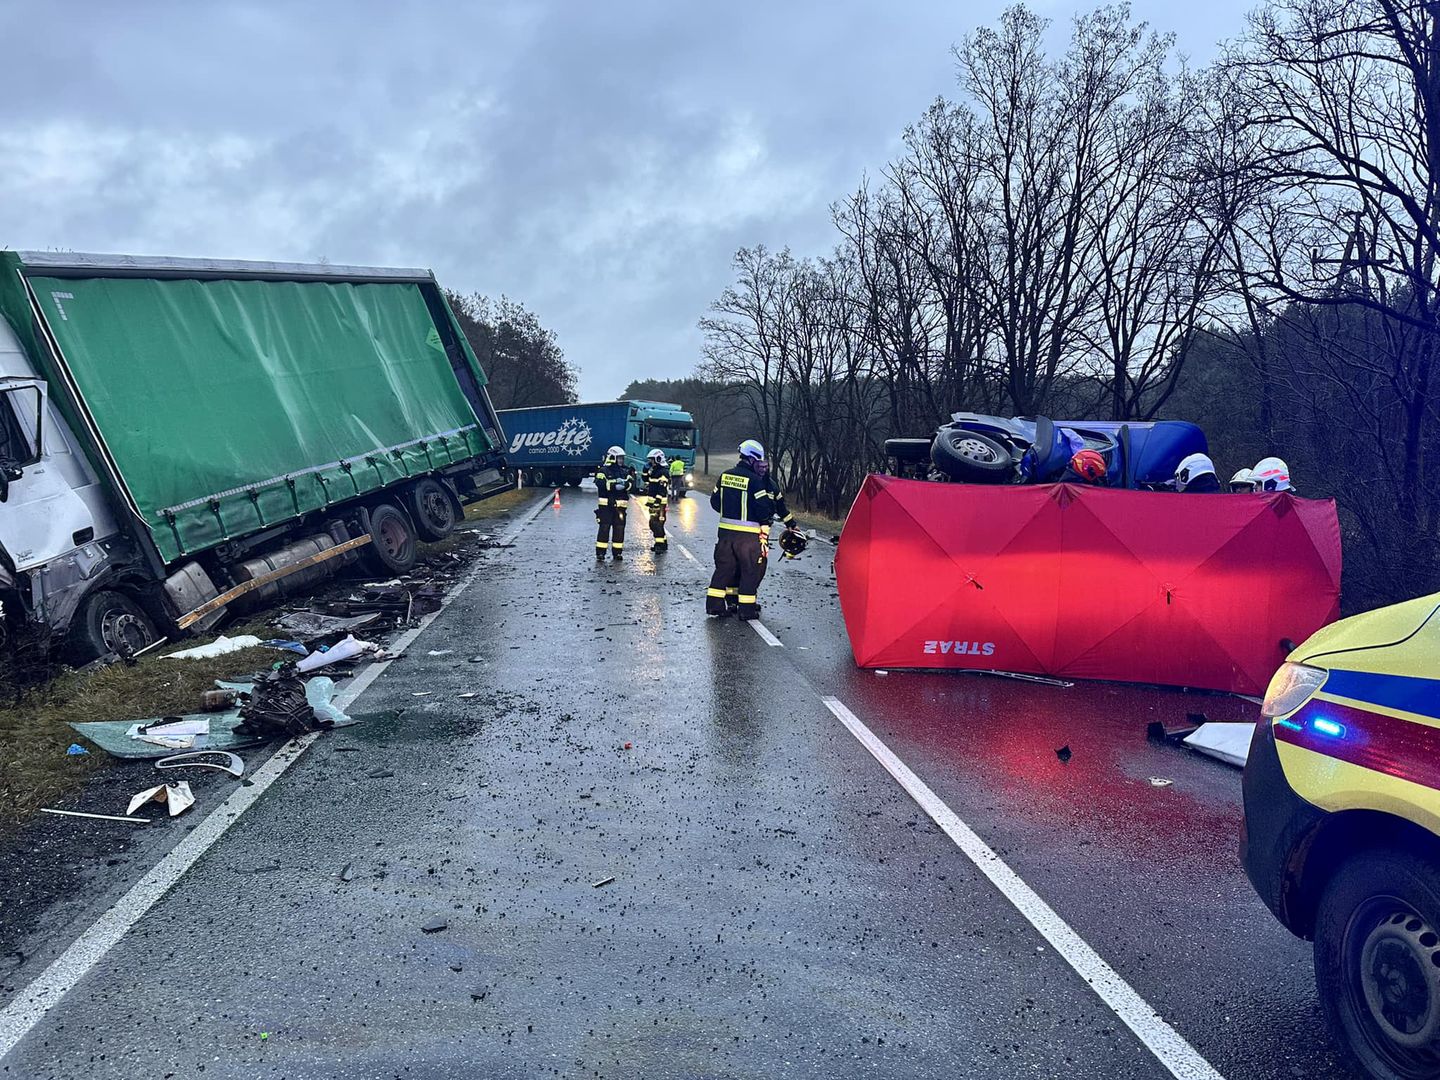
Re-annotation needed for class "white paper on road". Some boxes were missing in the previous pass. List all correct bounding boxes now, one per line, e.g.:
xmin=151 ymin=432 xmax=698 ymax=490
xmin=1183 ymin=722 xmax=1256 ymax=768
xmin=126 ymin=781 xmax=195 ymax=818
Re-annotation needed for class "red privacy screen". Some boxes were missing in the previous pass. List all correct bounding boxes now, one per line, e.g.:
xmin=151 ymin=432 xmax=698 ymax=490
xmin=834 ymin=476 xmax=1342 ymax=695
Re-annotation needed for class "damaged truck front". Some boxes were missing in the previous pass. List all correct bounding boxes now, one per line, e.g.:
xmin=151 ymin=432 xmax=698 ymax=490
xmin=0 ymin=252 xmax=510 ymax=664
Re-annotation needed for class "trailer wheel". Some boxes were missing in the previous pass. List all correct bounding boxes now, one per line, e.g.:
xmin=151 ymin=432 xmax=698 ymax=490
xmin=361 ymin=503 xmax=419 ymax=575
xmin=69 ymin=590 xmax=157 ymax=664
xmin=529 ymin=469 xmax=549 ymax=487
xmin=410 ymin=478 xmax=458 ymax=541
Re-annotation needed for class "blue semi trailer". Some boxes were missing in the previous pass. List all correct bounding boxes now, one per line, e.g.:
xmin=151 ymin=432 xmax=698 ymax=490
xmin=498 ymin=400 xmax=698 ymax=488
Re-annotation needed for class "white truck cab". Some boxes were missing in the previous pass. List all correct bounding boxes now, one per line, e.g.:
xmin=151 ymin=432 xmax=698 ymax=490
xmin=0 ymin=315 xmax=125 ymax=654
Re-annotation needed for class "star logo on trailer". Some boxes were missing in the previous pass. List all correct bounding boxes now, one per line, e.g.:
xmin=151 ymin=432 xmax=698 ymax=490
xmin=560 ymin=417 xmax=592 ymax=457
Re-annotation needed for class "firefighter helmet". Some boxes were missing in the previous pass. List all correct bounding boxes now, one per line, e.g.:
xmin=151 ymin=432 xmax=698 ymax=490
xmin=647 ymin=448 xmax=666 ymax=465
xmin=605 ymin=445 xmax=625 ymax=464
xmin=739 ymin=439 xmax=765 ymax=461
xmin=779 ymin=527 xmax=808 ymax=559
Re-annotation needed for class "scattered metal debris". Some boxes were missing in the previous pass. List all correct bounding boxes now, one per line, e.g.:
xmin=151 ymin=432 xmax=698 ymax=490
xmin=421 ymin=915 xmax=449 ymax=933
xmin=1147 ymin=718 xmax=1201 ymax=743
xmin=591 ymin=876 xmax=616 ymax=888
xmin=1148 ymin=777 xmax=1174 ymax=787
xmin=40 ymin=808 xmax=150 ymax=825
xmin=235 ymin=663 xmax=338 ymax=739
xmin=155 ymin=751 xmax=245 ymax=778
xmin=273 ymin=611 xmax=381 ymax=639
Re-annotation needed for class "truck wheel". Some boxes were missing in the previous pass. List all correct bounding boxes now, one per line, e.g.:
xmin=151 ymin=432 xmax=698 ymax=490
xmin=529 ymin=469 xmax=548 ymax=488
xmin=410 ymin=478 xmax=458 ymax=541
xmin=69 ymin=590 xmax=157 ymax=664
xmin=930 ymin=428 xmax=1014 ymax=483
xmin=361 ymin=503 xmax=419 ymax=575
xmin=1314 ymin=848 xmax=1440 ymax=1079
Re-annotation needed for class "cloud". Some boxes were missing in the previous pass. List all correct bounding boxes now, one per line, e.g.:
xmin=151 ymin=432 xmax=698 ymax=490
xmin=0 ymin=0 xmax=1246 ymax=398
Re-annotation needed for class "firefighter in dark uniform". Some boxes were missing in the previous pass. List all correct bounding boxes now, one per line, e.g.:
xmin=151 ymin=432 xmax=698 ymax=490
xmin=706 ymin=440 xmax=800 ymax=620
xmin=594 ymin=445 xmax=633 ymax=560
xmin=641 ymin=448 xmax=670 ymax=552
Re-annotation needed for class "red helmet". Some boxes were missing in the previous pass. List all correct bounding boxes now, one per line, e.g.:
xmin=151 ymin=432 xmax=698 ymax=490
xmin=1070 ymin=449 xmax=1107 ymax=483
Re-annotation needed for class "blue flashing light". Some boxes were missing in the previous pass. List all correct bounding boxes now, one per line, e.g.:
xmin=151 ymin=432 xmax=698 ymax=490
xmin=1275 ymin=718 xmax=1304 ymax=732
xmin=1311 ymin=717 xmax=1347 ymax=738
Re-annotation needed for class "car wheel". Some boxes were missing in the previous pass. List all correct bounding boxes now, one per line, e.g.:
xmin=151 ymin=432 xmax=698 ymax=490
xmin=68 ymin=589 xmax=157 ymax=664
xmin=930 ymin=428 xmax=1014 ymax=482
xmin=410 ymin=478 xmax=458 ymax=541
xmin=360 ymin=503 xmax=420 ymax=575
xmin=1315 ymin=848 xmax=1440 ymax=1079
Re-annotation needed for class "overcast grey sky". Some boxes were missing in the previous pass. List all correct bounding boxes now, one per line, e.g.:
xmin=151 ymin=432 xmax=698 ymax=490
xmin=0 ymin=1 xmax=1252 ymax=400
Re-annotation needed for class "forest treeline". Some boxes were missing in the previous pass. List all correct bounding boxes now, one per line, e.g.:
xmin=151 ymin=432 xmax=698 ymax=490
xmin=697 ymin=0 xmax=1440 ymax=610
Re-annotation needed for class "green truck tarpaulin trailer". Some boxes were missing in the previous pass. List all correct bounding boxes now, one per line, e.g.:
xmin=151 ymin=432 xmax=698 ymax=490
xmin=0 ymin=252 xmax=501 ymax=564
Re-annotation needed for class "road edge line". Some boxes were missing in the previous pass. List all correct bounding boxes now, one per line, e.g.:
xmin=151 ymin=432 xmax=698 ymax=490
xmin=0 ymin=492 xmax=551 ymax=1063
xmin=821 ymin=696 xmax=1225 ymax=1080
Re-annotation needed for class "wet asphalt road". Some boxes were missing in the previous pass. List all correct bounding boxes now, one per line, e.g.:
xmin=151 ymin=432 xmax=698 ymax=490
xmin=0 ymin=488 xmax=1356 ymax=1079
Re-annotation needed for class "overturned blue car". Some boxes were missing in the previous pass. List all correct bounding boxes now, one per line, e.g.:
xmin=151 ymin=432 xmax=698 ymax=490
xmin=885 ymin=413 xmax=1210 ymax=489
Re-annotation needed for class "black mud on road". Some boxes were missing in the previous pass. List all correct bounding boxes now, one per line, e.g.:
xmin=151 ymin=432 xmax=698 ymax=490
xmin=0 ymin=490 xmax=1357 ymax=1079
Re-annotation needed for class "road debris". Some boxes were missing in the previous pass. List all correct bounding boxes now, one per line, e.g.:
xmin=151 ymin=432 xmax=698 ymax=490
xmin=421 ymin=915 xmax=449 ymax=933
xmin=155 ymin=751 xmax=245 ymax=778
xmin=65 ymin=744 xmax=89 ymax=756
xmin=1148 ymin=777 xmax=1174 ymax=787
xmin=273 ymin=611 xmax=381 ymax=639
xmin=235 ymin=664 xmax=346 ymax=739
xmin=1183 ymin=722 xmax=1255 ymax=768
xmin=591 ymin=876 xmax=616 ymax=888
xmin=163 ymin=634 xmax=263 ymax=660
xmin=129 ymin=717 xmax=210 ymax=750
xmin=40 ymin=808 xmax=150 ymax=825
xmin=201 ymin=688 xmax=240 ymax=712
xmin=339 ymin=862 xmax=357 ymax=882
xmin=1147 ymin=718 xmax=1201 ymax=743
xmin=296 ymin=634 xmax=380 ymax=673
xmin=1055 ymin=745 xmax=1073 ymax=763
xmin=127 ymin=781 xmax=195 ymax=818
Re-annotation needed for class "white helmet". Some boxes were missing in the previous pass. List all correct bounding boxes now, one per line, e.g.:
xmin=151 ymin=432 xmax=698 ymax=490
xmin=1175 ymin=453 xmax=1217 ymax=491
xmin=605 ymin=445 xmax=625 ymax=464
xmin=1229 ymin=467 xmax=1256 ymax=493
xmin=1253 ymin=456 xmax=1292 ymax=493
xmin=647 ymin=448 xmax=666 ymax=464
xmin=738 ymin=439 xmax=765 ymax=461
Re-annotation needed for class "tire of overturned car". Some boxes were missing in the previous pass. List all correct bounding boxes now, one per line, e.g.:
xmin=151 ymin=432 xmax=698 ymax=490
xmin=930 ymin=428 xmax=1013 ymax=482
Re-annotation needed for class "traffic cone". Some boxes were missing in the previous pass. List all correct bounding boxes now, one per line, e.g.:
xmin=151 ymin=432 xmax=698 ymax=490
xmin=552 ymin=488 xmax=562 ymax=509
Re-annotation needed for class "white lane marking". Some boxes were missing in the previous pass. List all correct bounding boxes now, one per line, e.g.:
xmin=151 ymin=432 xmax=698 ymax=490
xmin=675 ymin=541 xmax=698 ymax=563
xmin=821 ymin=697 xmax=1225 ymax=1080
xmin=748 ymin=619 xmax=784 ymax=648
xmin=0 ymin=492 xmax=552 ymax=1063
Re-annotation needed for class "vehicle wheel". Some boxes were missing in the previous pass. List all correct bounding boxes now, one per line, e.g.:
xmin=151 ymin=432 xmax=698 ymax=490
xmin=410 ymin=478 xmax=458 ymax=541
xmin=885 ymin=438 xmax=934 ymax=465
xmin=530 ymin=469 xmax=550 ymax=488
xmin=1315 ymin=848 xmax=1440 ymax=1079
xmin=360 ymin=503 xmax=419 ymax=575
xmin=68 ymin=589 xmax=157 ymax=663
xmin=930 ymin=428 xmax=1014 ymax=482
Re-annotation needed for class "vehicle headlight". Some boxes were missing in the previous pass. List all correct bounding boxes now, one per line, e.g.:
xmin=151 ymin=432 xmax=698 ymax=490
xmin=685 ymin=473 xmax=694 ymax=484
xmin=1261 ymin=662 xmax=1328 ymax=718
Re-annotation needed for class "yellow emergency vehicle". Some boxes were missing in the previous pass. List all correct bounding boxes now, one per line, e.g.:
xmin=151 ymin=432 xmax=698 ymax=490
xmin=1242 ymin=591 xmax=1440 ymax=1079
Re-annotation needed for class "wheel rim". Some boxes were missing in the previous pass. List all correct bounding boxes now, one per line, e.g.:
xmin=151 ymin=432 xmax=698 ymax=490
xmin=377 ymin=515 xmax=413 ymax=561
xmin=101 ymin=608 xmax=152 ymax=655
xmin=954 ymin=436 xmax=1000 ymax=464
xmin=420 ymin=487 xmax=454 ymax=531
xmin=1346 ymin=898 xmax=1440 ymax=1074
